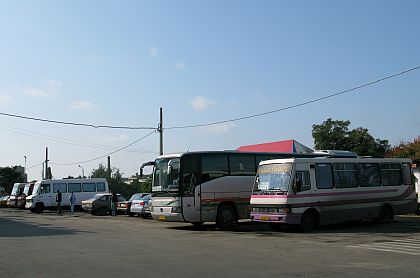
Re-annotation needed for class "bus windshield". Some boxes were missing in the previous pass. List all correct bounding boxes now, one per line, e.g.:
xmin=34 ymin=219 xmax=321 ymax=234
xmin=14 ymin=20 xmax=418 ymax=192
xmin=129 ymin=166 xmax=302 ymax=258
xmin=254 ymin=164 xmax=293 ymax=194
xmin=153 ymin=158 xmax=180 ymax=192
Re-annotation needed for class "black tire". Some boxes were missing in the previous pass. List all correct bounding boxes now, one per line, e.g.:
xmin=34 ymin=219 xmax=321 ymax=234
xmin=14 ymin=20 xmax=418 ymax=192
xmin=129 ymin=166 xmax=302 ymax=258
xmin=91 ymin=210 xmax=97 ymax=216
xmin=300 ymin=211 xmax=317 ymax=232
xmin=268 ymin=223 xmax=283 ymax=232
xmin=34 ymin=203 xmax=44 ymax=214
xmin=96 ymin=206 xmax=108 ymax=216
xmin=416 ymin=204 xmax=420 ymax=215
xmin=141 ymin=214 xmax=149 ymax=219
xmin=216 ymin=204 xmax=237 ymax=230
xmin=373 ymin=205 xmax=393 ymax=224
xmin=128 ymin=212 xmax=134 ymax=217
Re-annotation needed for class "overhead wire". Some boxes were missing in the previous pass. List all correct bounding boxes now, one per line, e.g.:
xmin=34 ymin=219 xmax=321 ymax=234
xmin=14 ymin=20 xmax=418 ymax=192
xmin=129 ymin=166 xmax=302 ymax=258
xmin=165 ymin=65 xmax=420 ymax=130
xmin=0 ymin=111 xmax=156 ymax=130
xmin=50 ymin=130 xmax=157 ymax=166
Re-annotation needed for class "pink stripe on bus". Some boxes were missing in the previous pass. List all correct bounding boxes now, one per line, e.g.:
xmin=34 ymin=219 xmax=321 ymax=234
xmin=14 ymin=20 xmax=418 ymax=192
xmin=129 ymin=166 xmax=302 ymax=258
xmin=251 ymin=188 xmax=399 ymax=199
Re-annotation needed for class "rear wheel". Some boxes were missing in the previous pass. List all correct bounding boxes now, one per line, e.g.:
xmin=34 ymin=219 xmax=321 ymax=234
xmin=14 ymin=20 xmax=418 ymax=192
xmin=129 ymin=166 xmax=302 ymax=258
xmin=216 ymin=204 xmax=237 ymax=230
xmin=373 ymin=205 xmax=393 ymax=224
xmin=300 ymin=211 xmax=317 ymax=232
xmin=128 ymin=212 xmax=134 ymax=217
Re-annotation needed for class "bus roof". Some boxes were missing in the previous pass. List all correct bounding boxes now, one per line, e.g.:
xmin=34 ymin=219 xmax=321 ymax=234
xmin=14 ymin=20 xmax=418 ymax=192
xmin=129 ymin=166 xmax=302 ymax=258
xmin=259 ymin=156 xmax=412 ymax=166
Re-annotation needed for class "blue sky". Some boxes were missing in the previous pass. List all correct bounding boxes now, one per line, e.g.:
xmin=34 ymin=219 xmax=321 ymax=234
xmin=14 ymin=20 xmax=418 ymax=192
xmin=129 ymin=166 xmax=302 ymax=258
xmin=0 ymin=0 xmax=419 ymax=181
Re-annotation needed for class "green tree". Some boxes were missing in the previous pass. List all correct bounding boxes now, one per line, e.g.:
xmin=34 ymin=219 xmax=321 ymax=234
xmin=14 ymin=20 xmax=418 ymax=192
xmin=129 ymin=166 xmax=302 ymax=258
xmin=0 ymin=167 xmax=25 ymax=193
xmin=312 ymin=118 xmax=389 ymax=157
xmin=312 ymin=119 xmax=350 ymax=150
xmin=386 ymin=136 xmax=420 ymax=163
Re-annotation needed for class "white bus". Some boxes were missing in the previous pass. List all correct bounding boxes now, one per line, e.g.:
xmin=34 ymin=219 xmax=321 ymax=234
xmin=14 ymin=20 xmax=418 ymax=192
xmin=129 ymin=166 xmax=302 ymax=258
xmin=141 ymin=151 xmax=330 ymax=229
xmin=25 ymin=178 xmax=109 ymax=213
xmin=250 ymin=157 xmax=417 ymax=231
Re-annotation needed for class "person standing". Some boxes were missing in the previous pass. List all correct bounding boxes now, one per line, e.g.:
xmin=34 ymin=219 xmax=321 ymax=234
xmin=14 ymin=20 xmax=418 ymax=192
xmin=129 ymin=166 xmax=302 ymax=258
xmin=68 ymin=192 xmax=76 ymax=214
xmin=111 ymin=191 xmax=118 ymax=216
xmin=56 ymin=190 xmax=62 ymax=215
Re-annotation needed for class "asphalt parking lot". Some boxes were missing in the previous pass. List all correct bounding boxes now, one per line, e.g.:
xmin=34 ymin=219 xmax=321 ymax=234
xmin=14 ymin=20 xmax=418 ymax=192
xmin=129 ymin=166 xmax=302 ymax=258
xmin=1 ymin=208 xmax=420 ymax=278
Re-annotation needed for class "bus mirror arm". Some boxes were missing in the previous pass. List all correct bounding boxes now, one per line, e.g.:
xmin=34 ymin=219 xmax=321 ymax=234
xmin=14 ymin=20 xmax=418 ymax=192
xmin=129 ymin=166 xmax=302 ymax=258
xmin=139 ymin=161 xmax=156 ymax=178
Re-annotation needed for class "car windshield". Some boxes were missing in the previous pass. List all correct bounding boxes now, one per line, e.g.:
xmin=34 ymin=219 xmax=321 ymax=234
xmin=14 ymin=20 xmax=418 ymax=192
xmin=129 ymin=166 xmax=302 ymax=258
xmin=140 ymin=195 xmax=151 ymax=201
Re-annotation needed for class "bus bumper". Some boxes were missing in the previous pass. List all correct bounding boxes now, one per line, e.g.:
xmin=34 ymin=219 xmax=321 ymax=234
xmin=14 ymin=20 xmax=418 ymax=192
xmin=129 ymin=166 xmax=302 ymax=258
xmin=250 ymin=213 xmax=301 ymax=225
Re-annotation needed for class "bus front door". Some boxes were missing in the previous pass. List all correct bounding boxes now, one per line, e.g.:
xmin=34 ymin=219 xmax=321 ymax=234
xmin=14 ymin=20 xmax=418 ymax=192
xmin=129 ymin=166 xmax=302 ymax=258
xmin=182 ymin=184 xmax=202 ymax=224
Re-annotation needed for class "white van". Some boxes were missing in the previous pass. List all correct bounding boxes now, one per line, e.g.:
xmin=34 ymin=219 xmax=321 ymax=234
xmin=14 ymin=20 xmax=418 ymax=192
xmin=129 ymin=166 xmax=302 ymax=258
xmin=25 ymin=178 xmax=109 ymax=213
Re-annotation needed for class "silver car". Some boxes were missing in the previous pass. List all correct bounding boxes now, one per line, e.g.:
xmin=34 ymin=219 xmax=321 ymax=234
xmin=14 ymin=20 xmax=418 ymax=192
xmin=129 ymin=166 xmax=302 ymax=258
xmin=129 ymin=194 xmax=151 ymax=218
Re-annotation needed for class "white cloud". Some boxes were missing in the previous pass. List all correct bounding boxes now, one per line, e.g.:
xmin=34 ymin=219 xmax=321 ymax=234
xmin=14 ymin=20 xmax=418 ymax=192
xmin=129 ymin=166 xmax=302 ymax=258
xmin=0 ymin=95 xmax=12 ymax=106
xmin=202 ymin=123 xmax=235 ymax=134
xmin=70 ymin=100 xmax=98 ymax=111
xmin=173 ymin=62 xmax=186 ymax=71
xmin=148 ymin=46 xmax=158 ymax=57
xmin=23 ymin=79 xmax=62 ymax=97
xmin=189 ymin=96 xmax=215 ymax=111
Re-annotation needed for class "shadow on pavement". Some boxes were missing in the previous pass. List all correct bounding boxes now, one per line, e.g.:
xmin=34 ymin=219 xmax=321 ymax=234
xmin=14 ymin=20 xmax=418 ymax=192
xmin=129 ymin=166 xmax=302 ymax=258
xmin=0 ymin=217 xmax=92 ymax=238
xmin=168 ymin=215 xmax=420 ymax=235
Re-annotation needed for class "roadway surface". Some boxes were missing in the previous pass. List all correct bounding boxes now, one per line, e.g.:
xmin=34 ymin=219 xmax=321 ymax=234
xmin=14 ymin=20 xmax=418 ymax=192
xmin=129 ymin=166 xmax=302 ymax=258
xmin=1 ymin=208 xmax=420 ymax=278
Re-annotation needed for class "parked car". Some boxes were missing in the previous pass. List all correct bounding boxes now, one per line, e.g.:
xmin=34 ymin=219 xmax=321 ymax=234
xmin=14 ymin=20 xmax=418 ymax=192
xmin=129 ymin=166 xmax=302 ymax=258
xmin=81 ymin=193 xmax=126 ymax=216
xmin=117 ymin=193 xmax=150 ymax=216
xmin=0 ymin=195 xmax=10 ymax=208
xmin=129 ymin=194 xmax=152 ymax=218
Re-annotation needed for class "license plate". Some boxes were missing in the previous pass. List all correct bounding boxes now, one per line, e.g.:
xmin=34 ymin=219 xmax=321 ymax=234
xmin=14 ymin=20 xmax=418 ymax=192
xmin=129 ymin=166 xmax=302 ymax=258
xmin=260 ymin=216 xmax=270 ymax=221
xmin=159 ymin=215 xmax=166 ymax=221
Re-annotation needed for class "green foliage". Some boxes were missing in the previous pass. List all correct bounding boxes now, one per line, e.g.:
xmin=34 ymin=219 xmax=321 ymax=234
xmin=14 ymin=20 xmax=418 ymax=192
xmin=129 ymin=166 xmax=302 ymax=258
xmin=312 ymin=118 xmax=389 ymax=157
xmin=0 ymin=167 xmax=25 ymax=193
xmin=385 ymin=137 xmax=420 ymax=163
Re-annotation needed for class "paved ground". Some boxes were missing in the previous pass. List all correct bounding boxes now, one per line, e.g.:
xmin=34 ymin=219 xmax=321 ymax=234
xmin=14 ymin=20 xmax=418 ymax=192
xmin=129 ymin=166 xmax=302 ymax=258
xmin=1 ymin=208 xmax=420 ymax=278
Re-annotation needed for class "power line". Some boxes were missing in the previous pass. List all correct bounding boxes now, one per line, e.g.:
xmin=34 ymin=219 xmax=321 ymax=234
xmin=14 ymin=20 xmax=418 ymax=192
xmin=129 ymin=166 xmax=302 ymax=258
xmin=0 ymin=123 xmax=159 ymax=154
xmin=166 ymin=65 xmax=420 ymax=130
xmin=0 ymin=111 xmax=156 ymax=130
xmin=50 ymin=130 xmax=157 ymax=166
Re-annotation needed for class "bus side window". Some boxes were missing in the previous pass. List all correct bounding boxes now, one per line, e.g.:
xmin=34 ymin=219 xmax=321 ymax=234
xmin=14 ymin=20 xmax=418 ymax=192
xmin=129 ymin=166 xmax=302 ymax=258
xmin=295 ymin=172 xmax=311 ymax=192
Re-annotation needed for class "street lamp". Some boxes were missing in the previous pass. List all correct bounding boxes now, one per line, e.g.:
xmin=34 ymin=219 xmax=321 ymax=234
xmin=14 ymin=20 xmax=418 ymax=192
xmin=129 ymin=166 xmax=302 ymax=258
xmin=78 ymin=165 xmax=85 ymax=178
xmin=24 ymin=156 xmax=27 ymax=182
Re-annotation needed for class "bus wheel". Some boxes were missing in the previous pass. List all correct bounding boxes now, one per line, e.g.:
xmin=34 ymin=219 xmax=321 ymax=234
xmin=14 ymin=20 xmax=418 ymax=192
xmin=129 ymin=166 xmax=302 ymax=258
xmin=34 ymin=203 xmax=44 ymax=214
xmin=374 ymin=205 xmax=393 ymax=224
xmin=300 ymin=211 xmax=317 ymax=232
xmin=216 ymin=204 xmax=237 ymax=230
xmin=97 ymin=207 xmax=107 ymax=216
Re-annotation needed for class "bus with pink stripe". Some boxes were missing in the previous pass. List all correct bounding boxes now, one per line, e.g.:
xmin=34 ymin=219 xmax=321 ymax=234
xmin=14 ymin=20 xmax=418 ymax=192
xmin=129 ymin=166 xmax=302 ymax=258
xmin=250 ymin=157 xmax=417 ymax=231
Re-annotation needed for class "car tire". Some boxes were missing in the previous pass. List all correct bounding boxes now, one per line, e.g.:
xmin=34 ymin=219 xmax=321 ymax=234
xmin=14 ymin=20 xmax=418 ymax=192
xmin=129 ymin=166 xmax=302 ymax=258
xmin=97 ymin=206 xmax=108 ymax=216
xmin=34 ymin=203 xmax=44 ymax=214
xmin=300 ymin=211 xmax=317 ymax=232
xmin=373 ymin=205 xmax=393 ymax=224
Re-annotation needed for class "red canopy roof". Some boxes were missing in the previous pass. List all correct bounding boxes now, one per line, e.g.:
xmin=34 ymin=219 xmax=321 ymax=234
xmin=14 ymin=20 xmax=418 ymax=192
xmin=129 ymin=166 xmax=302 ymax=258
xmin=236 ymin=140 xmax=313 ymax=153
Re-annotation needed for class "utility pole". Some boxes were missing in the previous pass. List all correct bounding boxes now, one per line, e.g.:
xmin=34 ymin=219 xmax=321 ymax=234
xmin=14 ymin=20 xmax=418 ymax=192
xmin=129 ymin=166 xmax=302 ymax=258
xmin=159 ymin=107 xmax=163 ymax=155
xmin=107 ymin=156 xmax=111 ymax=178
xmin=45 ymin=147 xmax=49 ymax=179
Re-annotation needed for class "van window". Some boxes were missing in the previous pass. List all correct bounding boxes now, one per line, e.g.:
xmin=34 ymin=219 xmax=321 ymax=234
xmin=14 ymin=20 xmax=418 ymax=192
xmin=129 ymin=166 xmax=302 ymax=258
xmin=53 ymin=183 xmax=67 ymax=193
xmin=315 ymin=164 xmax=333 ymax=189
xmin=358 ymin=163 xmax=380 ymax=187
xmin=96 ymin=182 xmax=106 ymax=192
xmin=40 ymin=184 xmax=51 ymax=194
xmin=82 ymin=183 xmax=96 ymax=192
xmin=381 ymin=163 xmax=402 ymax=186
xmin=401 ymin=163 xmax=412 ymax=185
xmin=68 ymin=183 xmax=82 ymax=193
xmin=333 ymin=163 xmax=358 ymax=188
